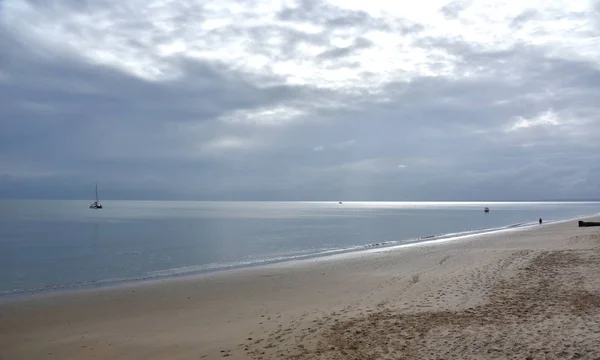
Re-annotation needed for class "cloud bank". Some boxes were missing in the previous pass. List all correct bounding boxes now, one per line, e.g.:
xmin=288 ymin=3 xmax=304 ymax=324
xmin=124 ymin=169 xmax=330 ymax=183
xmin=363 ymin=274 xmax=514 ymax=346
xmin=1 ymin=0 xmax=599 ymax=200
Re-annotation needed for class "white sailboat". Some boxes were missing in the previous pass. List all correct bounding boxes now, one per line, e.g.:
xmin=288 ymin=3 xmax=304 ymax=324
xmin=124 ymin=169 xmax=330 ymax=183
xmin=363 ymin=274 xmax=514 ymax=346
xmin=89 ymin=183 xmax=103 ymax=209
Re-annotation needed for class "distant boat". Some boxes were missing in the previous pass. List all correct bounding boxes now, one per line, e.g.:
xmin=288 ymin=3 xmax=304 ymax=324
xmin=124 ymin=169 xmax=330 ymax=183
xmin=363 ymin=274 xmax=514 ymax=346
xmin=89 ymin=183 xmax=103 ymax=209
xmin=339 ymin=201 xmax=343 ymax=204
xmin=484 ymin=207 xmax=490 ymax=213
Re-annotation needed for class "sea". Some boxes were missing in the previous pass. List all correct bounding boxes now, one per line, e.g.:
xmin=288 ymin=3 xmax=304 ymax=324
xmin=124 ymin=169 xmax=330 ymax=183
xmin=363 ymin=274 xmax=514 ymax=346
xmin=1 ymin=200 xmax=600 ymax=296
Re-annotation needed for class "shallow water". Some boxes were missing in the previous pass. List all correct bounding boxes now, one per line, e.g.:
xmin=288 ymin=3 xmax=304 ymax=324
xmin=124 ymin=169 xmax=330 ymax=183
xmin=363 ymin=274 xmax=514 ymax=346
xmin=1 ymin=200 xmax=599 ymax=295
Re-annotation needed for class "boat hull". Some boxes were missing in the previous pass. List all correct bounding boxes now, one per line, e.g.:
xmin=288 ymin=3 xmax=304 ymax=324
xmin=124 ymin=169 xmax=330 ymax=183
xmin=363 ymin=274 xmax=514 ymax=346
xmin=89 ymin=201 xmax=103 ymax=209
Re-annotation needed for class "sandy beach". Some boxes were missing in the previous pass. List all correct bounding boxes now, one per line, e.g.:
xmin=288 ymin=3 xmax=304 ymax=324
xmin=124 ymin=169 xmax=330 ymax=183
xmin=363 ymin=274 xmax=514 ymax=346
xmin=2 ymin=218 xmax=600 ymax=359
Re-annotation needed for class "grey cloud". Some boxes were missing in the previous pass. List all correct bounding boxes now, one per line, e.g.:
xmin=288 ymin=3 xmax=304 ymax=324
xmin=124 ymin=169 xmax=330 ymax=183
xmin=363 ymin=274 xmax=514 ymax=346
xmin=269 ymin=49 xmax=600 ymax=199
xmin=510 ymin=10 xmax=540 ymax=28
xmin=278 ymin=0 xmax=389 ymax=31
xmin=240 ymin=25 xmax=330 ymax=61
xmin=324 ymin=12 xmax=375 ymax=28
xmin=440 ymin=0 xmax=471 ymax=19
xmin=0 ymin=45 xmax=319 ymax=184
xmin=2 ymin=0 xmax=600 ymax=201
xmin=277 ymin=0 xmax=425 ymax=43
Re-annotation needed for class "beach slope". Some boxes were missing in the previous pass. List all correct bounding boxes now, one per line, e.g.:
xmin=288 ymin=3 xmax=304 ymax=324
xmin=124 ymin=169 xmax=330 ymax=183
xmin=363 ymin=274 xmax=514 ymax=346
xmin=2 ymin=218 xmax=600 ymax=359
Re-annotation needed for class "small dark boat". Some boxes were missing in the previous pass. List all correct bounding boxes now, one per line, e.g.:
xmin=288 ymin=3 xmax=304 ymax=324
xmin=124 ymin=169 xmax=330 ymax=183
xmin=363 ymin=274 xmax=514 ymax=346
xmin=90 ymin=201 xmax=102 ymax=209
xmin=89 ymin=183 xmax=103 ymax=209
xmin=484 ymin=207 xmax=490 ymax=213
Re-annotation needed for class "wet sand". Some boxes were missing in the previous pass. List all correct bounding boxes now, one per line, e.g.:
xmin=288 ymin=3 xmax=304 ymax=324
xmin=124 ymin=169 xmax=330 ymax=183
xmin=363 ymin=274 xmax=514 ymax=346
xmin=2 ymin=218 xmax=600 ymax=359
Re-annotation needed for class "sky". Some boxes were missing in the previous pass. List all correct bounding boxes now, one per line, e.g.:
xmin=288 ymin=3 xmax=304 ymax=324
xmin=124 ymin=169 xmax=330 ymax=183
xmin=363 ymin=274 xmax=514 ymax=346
xmin=1 ymin=0 xmax=600 ymax=201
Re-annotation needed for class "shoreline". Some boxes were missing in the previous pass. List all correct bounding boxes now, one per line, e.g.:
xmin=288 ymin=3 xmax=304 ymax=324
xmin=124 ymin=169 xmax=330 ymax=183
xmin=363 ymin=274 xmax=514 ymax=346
xmin=3 ymin=212 xmax=596 ymax=300
xmin=2 ymin=216 xmax=600 ymax=359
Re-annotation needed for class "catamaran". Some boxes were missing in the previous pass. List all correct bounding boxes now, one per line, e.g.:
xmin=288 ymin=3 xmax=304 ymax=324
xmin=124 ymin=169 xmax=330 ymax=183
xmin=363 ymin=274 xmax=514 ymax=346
xmin=89 ymin=183 xmax=103 ymax=209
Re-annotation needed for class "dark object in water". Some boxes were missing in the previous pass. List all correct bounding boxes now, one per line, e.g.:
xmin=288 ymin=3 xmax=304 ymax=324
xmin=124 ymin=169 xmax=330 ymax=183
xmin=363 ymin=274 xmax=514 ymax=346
xmin=89 ymin=183 xmax=103 ymax=209
xmin=578 ymin=221 xmax=600 ymax=227
xmin=484 ymin=207 xmax=490 ymax=213
xmin=539 ymin=218 xmax=542 ymax=225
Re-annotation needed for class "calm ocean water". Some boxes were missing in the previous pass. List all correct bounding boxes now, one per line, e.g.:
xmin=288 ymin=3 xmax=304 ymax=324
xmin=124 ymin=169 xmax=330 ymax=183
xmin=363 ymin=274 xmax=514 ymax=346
xmin=1 ymin=200 xmax=599 ymax=295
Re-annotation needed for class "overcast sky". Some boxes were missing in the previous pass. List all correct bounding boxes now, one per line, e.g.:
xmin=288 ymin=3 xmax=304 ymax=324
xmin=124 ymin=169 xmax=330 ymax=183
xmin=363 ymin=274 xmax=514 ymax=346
xmin=1 ymin=0 xmax=600 ymax=201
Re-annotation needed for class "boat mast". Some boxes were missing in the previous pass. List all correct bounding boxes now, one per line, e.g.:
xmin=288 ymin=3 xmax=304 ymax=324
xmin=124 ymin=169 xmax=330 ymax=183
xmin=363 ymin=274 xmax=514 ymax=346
xmin=95 ymin=183 xmax=99 ymax=203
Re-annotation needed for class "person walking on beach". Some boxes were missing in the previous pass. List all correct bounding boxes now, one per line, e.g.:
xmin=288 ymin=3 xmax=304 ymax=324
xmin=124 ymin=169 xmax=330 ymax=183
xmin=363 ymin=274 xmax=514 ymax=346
xmin=539 ymin=218 xmax=543 ymax=225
